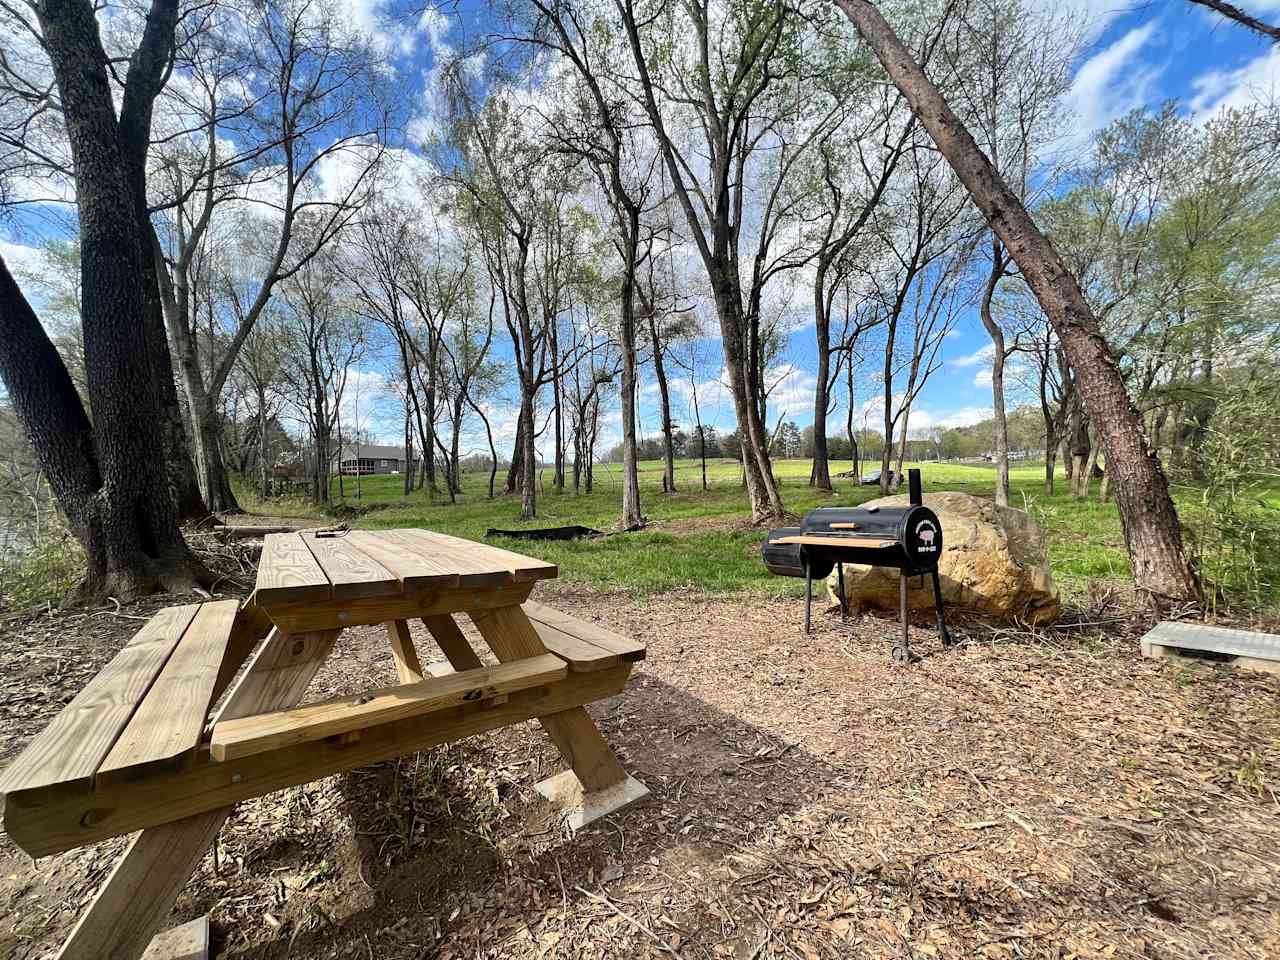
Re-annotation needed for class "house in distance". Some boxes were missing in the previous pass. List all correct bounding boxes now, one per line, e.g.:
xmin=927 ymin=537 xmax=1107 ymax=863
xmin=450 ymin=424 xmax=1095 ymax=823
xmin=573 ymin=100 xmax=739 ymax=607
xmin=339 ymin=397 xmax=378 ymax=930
xmin=332 ymin=444 xmax=417 ymax=476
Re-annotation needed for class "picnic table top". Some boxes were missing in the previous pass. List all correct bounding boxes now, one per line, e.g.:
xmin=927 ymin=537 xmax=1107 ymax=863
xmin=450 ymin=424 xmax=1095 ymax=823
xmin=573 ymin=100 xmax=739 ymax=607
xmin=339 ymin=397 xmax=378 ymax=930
xmin=254 ymin=528 xmax=558 ymax=609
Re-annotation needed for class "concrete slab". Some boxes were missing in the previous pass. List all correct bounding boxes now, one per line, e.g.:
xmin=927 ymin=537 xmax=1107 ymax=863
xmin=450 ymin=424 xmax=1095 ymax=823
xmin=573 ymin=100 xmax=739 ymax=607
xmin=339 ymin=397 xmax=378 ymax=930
xmin=534 ymin=770 xmax=650 ymax=832
xmin=1141 ymin=622 xmax=1280 ymax=675
xmin=142 ymin=916 xmax=209 ymax=960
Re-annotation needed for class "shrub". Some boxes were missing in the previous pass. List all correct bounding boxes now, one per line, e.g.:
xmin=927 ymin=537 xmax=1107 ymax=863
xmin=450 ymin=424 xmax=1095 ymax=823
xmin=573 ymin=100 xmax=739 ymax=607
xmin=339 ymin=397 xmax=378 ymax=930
xmin=0 ymin=527 xmax=83 ymax=611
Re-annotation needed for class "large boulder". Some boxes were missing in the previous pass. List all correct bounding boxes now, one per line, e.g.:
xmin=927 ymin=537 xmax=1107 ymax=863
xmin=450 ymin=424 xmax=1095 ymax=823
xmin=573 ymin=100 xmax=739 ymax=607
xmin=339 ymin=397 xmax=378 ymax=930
xmin=826 ymin=491 xmax=1061 ymax=624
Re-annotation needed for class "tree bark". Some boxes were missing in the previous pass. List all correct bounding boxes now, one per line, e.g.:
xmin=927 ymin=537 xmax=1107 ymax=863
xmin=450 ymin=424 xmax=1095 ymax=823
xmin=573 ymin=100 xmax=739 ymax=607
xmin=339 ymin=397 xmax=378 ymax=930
xmin=834 ymin=0 xmax=1200 ymax=605
xmin=811 ymin=261 xmax=834 ymax=492
xmin=22 ymin=0 xmax=206 ymax=599
xmin=980 ymin=241 xmax=1010 ymax=506
xmin=648 ymin=317 xmax=677 ymax=494
xmin=0 ymin=259 xmax=106 ymax=585
xmin=619 ymin=254 xmax=643 ymax=527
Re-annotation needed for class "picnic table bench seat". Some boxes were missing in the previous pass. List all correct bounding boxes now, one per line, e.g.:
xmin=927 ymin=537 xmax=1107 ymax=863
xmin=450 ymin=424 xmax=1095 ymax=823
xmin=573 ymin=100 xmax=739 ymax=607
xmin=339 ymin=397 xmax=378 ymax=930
xmin=0 ymin=600 xmax=241 ymax=798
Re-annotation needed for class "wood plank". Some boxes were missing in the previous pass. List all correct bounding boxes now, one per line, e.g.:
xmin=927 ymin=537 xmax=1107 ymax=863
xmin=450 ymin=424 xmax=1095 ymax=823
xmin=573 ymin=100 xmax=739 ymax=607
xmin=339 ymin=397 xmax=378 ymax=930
xmin=470 ymin=605 xmax=628 ymax=793
xmin=300 ymin=532 xmax=400 ymax=600
xmin=386 ymin=620 xmax=425 ymax=684
xmin=399 ymin=529 xmax=557 ymax=583
xmin=377 ymin=529 xmax=513 ymax=588
xmin=97 ymin=601 xmax=240 ymax=783
xmin=55 ymin=624 xmax=337 ymax=960
xmin=344 ymin=531 xmax=461 ymax=591
xmin=6 ymin=666 xmax=633 ymax=857
xmin=774 ymin=535 xmax=897 ymax=548
xmin=523 ymin=601 xmax=646 ymax=662
xmin=255 ymin=533 xmax=331 ymax=606
xmin=210 ymin=654 xmax=567 ymax=761
xmin=422 ymin=614 xmax=485 ymax=671
xmin=532 ymin=621 xmax=619 ymax=672
xmin=0 ymin=604 xmax=200 ymax=796
xmin=263 ymin=582 xmax=534 ymax=634
xmin=1141 ymin=621 xmax=1280 ymax=662
xmin=140 ymin=916 xmax=209 ymax=960
xmin=56 ymin=812 xmax=223 ymax=960
xmin=211 ymin=629 xmax=340 ymax=724
xmin=210 ymin=600 xmax=274 ymax=705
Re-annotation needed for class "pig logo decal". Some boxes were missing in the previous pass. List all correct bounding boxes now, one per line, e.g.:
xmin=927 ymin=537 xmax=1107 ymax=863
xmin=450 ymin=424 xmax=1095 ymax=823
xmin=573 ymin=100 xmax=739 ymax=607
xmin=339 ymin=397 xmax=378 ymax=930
xmin=915 ymin=520 xmax=938 ymax=552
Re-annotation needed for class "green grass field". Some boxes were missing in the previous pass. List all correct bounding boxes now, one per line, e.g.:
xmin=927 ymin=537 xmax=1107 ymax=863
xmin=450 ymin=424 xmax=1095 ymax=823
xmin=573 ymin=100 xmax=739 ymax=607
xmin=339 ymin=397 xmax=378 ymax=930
xmin=234 ymin=456 xmax=1280 ymax=607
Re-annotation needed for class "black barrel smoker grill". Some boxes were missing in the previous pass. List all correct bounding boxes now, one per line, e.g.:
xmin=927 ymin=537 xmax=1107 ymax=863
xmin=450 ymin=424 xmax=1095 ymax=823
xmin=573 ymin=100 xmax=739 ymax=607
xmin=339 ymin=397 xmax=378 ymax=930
xmin=762 ymin=469 xmax=952 ymax=663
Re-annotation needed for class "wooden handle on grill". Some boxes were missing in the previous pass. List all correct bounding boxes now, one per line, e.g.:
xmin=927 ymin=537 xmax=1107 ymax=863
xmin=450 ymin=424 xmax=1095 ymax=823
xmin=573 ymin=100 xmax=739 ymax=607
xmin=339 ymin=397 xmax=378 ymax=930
xmin=829 ymin=522 xmax=860 ymax=529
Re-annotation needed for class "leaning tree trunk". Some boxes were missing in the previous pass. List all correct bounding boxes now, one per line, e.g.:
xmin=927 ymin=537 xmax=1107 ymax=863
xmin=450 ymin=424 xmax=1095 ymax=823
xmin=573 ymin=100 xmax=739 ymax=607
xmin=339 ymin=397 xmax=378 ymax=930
xmin=0 ymin=260 xmax=107 ymax=584
xmin=834 ymin=0 xmax=1200 ymax=606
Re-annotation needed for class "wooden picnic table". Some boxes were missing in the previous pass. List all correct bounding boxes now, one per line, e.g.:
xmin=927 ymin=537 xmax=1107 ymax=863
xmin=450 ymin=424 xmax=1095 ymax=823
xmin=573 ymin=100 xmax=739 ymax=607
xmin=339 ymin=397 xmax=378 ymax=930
xmin=0 ymin=528 xmax=647 ymax=960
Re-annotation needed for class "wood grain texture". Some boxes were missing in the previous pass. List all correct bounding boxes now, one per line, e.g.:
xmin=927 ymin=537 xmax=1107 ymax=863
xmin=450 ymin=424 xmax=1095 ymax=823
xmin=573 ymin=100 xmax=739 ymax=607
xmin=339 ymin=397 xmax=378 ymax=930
xmin=470 ymin=604 xmax=628 ymax=793
xmin=97 ymin=601 xmax=240 ymax=782
xmin=386 ymin=620 xmax=425 ymax=684
xmin=209 ymin=654 xmax=567 ymax=761
xmin=54 ymin=624 xmax=337 ymax=960
xmin=301 ymin=532 xmax=400 ymax=600
xmin=398 ymin=529 xmax=557 ymax=583
xmin=421 ymin=614 xmax=484 ymax=671
xmin=774 ymin=535 xmax=897 ymax=548
xmin=255 ymin=533 xmax=331 ymax=606
xmin=343 ymin=531 xmax=460 ymax=591
xmin=377 ymin=529 xmax=513 ymax=588
xmin=523 ymin=601 xmax=646 ymax=662
xmin=211 ymin=628 xmax=340 ymax=725
xmin=139 ymin=917 xmax=208 ymax=960
xmin=7 ymin=666 xmax=633 ymax=856
xmin=262 ymin=582 xmax=534 ymax=634
xmin=0 ymin=604 xmax=200 ymax=795
xmin=531 ymin=622 xmax=619 ymax=672
xmin=55 ymin=810 xmax=224 ymax=960
xmin=210 ymin=600 xmax=273 ymax=705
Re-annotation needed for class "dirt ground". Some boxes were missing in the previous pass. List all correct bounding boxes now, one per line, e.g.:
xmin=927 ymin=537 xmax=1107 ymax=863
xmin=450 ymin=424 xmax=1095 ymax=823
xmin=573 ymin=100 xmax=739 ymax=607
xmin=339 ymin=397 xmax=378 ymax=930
xmin=1 ymin=580 xmax=1278 ymax=960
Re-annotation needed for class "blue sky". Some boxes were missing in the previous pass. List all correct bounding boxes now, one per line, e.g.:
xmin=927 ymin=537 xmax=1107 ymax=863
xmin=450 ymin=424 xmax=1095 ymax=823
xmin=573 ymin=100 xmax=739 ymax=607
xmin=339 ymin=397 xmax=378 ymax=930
xmin=2 ymin=0 xmax=1278 ymax=461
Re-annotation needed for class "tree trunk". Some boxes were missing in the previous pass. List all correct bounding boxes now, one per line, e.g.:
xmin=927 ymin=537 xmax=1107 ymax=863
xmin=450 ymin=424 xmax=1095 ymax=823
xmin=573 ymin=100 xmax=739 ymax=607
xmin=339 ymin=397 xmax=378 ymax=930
xmin=620 ymin=271 xmax=643 ymax=527
xmin=649 ymin=317 xmax=676 ymax=494
xmin=834 ymin=0 xmax=1200 ymax=605
xmin=811 ymin=264 xmax=833 ymax=492
xmin=980 ymin=241 xmax=1010 ymax=507
xmin=0 ymin=259 xmax=107 ymax=586
xmin=519 ymin=393 xmax=537 ymax=520
xmin=26 ymin=0 xmax=204 ymax=599
xmin=711 ymin=274 xmax=783 ymax=522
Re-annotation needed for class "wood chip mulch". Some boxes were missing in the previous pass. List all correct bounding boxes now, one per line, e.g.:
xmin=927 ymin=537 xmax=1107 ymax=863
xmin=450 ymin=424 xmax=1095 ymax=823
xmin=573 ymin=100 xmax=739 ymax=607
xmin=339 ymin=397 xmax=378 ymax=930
xmin=0 ymin=582 xmax=1277 ymax=959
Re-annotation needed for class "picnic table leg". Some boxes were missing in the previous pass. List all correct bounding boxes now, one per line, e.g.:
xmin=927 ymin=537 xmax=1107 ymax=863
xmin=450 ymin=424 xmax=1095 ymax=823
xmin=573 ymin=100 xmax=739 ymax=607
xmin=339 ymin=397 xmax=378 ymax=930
xmin=386 ymin=620 xmax=426 ymax=683
xmin=57 ymin=627 xmax=339 ymax=960
xmin=469 ymin=605 xmax=647 ymax=829
xmin=421 ymin=614 xmax=485 ymax=672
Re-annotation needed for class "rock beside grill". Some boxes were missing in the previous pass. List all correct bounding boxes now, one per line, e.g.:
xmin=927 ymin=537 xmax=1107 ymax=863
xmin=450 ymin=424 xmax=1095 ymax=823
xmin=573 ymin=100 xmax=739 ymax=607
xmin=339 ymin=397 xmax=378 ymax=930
xmin=827 ymin=491 xmax=1061 ymax=625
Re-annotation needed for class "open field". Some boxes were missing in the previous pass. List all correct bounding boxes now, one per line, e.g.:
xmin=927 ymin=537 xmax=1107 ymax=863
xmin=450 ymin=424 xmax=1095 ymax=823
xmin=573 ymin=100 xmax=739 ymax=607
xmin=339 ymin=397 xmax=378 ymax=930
xmin=237 ymin=458 xmax=1280 ymax=611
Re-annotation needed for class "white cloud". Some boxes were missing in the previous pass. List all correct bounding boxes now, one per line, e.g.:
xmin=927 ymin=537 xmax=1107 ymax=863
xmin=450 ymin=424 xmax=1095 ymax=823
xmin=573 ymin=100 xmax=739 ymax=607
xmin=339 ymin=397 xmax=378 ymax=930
xmin=1189 ymin=45 xmax=1280 ymax=121
xmin=950 ymin=344 xmax=994 ymax=369
xmin=1060 ymin=23 xmax=1163 ymax=150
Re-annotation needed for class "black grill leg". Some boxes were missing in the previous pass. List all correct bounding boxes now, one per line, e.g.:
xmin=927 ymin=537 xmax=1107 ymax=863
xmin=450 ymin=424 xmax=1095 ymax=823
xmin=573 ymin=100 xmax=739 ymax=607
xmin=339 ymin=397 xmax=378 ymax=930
xmin=804 ymin=560 xmax=812 ymax=635
xmin=837 ymin=562 xmax=847 ymax=622
xmin=930 ymin=567 xmax=952 ymax=646
xmin=893 ymin=572 xmax=911 ymax=664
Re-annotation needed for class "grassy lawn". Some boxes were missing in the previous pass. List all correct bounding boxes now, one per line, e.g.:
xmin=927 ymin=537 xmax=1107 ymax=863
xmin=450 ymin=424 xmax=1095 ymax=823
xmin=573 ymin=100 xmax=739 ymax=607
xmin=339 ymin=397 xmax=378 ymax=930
xmin=240 ymin=456 xmax=1266 ymax=604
